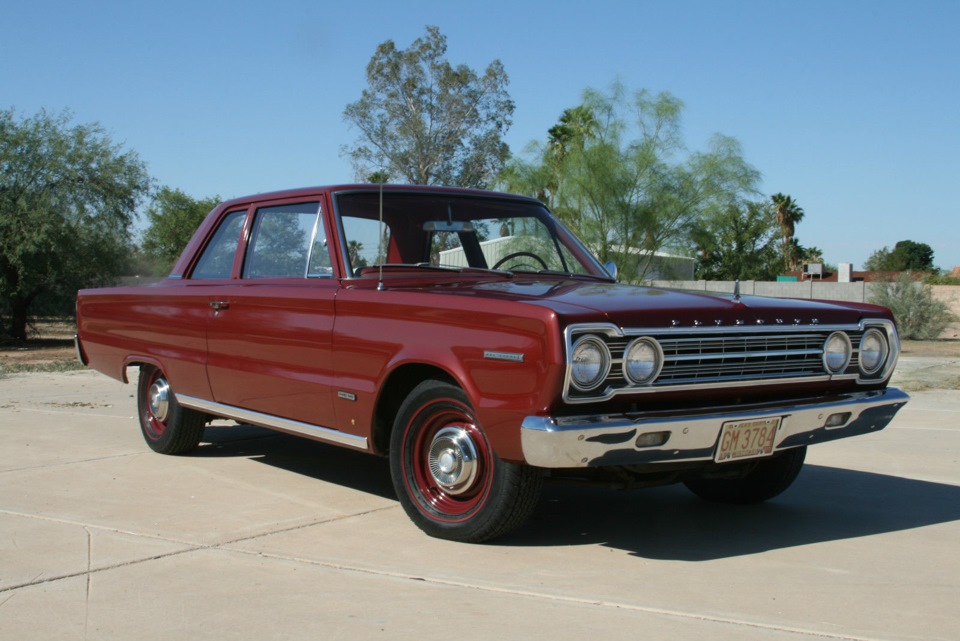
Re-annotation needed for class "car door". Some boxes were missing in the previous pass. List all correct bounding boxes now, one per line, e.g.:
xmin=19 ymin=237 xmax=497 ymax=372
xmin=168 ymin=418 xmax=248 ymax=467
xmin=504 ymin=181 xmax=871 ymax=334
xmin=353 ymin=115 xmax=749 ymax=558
xmin=203 ymin=199 xmax=339 ymax=430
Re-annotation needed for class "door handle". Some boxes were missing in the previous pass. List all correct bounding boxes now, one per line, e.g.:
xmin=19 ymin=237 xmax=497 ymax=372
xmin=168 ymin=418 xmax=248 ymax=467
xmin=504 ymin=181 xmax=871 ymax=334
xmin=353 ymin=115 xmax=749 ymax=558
xmin=209 ymin=301 xmax=230 ymax=312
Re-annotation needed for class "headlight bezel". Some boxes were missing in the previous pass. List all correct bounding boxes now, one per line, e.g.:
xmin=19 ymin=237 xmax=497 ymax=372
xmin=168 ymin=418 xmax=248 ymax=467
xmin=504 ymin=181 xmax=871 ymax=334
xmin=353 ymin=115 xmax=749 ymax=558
xmin=623 ymin=337 xmax=663 ymax=386
xmin=823 ymin=331 xmax=853 ymax=374
xmin=569 ymin=334 xmax=612 ymax=392
xmin=858 ymin=327 xmax=890 ymax=376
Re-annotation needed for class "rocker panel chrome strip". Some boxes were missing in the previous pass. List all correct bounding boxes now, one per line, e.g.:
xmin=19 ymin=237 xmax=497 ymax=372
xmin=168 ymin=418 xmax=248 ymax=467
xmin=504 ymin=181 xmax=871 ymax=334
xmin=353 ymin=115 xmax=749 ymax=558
xmin=177 ymin=395 xmax=368 ymax=450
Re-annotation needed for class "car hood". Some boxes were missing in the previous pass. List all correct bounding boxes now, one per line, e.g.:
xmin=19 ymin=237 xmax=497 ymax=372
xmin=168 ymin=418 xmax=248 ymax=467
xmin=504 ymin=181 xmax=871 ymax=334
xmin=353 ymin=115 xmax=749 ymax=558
xmin=436 ymin=279 xmax=884 ymax=328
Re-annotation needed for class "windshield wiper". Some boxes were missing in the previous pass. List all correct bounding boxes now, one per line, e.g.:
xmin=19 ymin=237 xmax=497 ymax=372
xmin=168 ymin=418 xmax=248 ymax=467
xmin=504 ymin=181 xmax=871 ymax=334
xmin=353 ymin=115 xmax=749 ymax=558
xmin=458 ymin=266 xmax=516 ymax=278
xmin=372 ymin=263 xmax=459 ymax=272
xmin=373 ymin=263 xmax=514 ymax=277
xmin=510 ymin=268 xmax=613 ymax=282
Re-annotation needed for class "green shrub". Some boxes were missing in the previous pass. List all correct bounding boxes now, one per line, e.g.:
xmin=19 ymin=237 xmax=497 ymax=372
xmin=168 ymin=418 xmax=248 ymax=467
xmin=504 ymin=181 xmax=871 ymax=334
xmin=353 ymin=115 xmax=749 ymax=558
xmin=924 ymin=273 xmax=960 ymax=286
xmin=869 ymin=273 xmax=957 ymax=340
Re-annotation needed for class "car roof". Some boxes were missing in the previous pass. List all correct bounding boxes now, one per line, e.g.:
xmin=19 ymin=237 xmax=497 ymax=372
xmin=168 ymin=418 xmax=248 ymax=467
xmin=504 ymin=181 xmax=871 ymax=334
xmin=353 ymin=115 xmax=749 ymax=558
xmin=216 ymin=184 xmax=542 ymax=210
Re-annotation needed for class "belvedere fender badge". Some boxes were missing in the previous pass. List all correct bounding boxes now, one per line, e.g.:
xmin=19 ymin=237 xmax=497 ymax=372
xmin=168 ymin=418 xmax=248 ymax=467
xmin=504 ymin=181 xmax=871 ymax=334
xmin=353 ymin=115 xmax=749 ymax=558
xmin=484 ymin=351 xmax=525 ymax=363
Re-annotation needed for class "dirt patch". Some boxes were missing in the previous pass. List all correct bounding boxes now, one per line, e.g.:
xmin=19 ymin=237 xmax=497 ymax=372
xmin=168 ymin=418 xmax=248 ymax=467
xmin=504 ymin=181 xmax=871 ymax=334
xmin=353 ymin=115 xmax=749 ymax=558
xmin=900 ymin=340 xmax=960 ymax=358
xmin=0 ymin=320 xmax=81 ymax=374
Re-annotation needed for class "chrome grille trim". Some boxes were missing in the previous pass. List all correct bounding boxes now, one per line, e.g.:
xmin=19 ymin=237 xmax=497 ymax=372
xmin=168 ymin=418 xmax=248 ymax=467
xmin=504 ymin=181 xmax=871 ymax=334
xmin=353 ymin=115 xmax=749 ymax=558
xmin=562 ymin=319 xmax=900 ymax=404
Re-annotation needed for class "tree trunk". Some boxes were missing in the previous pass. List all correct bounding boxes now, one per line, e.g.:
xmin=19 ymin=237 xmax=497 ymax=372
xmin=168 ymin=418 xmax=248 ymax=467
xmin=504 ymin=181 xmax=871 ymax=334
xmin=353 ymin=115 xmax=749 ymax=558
xmin=7 ymin=296 xmax=30 ymax=342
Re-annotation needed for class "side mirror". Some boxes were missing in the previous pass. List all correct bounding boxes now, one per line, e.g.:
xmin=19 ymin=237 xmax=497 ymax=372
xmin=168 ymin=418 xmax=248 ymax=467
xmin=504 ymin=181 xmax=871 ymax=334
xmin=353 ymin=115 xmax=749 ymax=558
xmin=603 ymin=261 xmax=618 ymax=280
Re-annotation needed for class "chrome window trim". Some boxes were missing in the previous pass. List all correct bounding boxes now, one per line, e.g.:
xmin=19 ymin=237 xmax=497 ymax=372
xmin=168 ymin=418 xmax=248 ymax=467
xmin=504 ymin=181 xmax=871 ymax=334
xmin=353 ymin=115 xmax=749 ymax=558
xmin=562 ymin=319 xmax=900 ymax=404
xmin=303 ymin=201 xmax=329 ymax=278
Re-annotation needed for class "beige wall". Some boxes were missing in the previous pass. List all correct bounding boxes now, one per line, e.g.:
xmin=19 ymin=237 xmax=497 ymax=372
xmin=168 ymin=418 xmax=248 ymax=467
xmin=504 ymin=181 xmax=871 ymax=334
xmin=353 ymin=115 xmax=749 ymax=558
xmin=647 ymin=281 xmax=960 ymax=340
xmin=932 ymin=286 xmax=960 ymax=340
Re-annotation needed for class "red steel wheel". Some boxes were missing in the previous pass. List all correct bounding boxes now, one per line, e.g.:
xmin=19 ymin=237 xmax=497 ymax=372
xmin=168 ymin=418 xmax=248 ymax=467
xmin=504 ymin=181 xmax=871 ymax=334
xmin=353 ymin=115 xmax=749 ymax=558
xmin=136 ymin=365 xmax=206 ymax=455
xmin=407 ymin=401 xmax=494 ymax=520
xmin=390 ymin=380 xmax=542 ymax=542
xmin=140 ymin=367 xmax=171 ymax=442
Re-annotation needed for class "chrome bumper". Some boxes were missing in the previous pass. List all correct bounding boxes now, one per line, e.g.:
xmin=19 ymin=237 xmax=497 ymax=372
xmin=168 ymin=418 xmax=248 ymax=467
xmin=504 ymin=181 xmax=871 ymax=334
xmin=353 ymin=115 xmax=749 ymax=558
xmin=520 ymin=388 xmax=910 ymax=468
xmin=74 ymin=334 xmax=88 ymax=366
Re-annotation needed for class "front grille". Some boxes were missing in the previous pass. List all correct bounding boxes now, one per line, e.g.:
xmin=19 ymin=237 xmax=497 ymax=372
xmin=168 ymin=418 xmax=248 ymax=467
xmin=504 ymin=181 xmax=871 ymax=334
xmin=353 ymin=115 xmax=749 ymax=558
xmin=565 ymin=323 xmax=880 ymax=403
xmin=656 ymin=333 xmax=862 ymax=384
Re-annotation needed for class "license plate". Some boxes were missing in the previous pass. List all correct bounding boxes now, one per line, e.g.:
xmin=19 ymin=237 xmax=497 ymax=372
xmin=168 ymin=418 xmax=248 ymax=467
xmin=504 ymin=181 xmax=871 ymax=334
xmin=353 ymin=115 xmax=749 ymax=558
xmin=715 ymin=417 xmax=781 ymax=463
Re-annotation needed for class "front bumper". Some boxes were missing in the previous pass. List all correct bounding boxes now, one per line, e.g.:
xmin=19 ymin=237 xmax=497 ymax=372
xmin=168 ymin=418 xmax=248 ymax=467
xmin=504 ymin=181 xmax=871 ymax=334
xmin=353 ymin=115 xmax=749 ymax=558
xmin=520 ymin=388 xmax=909 ymax=468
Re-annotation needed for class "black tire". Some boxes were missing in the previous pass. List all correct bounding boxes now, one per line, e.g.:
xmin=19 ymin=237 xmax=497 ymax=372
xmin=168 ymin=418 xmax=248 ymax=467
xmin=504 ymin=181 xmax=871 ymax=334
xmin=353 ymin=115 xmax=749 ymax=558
xmin=137 ymin=366 xmax=206 ymax=455
xmin=389 ymin=380 xmax=542 ymax=543
xmin=684 ymin=446 xmax=807 ymax=504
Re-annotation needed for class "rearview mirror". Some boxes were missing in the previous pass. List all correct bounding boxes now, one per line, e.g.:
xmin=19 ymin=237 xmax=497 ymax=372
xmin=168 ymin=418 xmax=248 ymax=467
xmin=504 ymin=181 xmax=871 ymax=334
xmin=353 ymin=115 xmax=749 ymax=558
xmin=423 ymin=221 xmax=476 ymax=233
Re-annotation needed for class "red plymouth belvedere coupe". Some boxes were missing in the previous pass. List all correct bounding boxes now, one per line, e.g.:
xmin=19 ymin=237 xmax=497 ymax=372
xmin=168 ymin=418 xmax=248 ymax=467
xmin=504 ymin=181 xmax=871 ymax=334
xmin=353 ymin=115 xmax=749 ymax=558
xmin=76 ymin=185 xmax=909 ymax=542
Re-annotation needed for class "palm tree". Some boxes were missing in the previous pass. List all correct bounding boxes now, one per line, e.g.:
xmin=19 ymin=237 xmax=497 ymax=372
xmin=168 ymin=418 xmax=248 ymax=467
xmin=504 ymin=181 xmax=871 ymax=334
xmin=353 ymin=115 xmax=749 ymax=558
xmin=771 ymin=193 xmax=804 ymax=270
xmin=802 ymin=246 xmax=824 ymax=264
xmin=545 ymin=106 xmax=598 ymax=232
xmin=547 ymin=105 xmax=597 ymax=161
xmin=347 ymin=240 xmax=367 ymax=268
xmin=365 ymin=170 xmax=390 ymax=184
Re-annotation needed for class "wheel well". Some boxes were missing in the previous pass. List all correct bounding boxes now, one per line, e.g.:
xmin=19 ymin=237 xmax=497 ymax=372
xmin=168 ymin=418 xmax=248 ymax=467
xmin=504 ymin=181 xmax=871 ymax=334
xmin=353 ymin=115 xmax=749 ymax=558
xmin=122 ymin=359 xmax=159 ymax=383
xmin=372 ymin=364 xmax=457 ymax=456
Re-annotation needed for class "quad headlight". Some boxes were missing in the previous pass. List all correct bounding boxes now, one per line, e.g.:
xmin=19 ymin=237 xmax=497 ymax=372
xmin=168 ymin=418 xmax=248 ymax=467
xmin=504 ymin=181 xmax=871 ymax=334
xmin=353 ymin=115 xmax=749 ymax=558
xmin=623 ymin=337 xmax=663 ymax=385
xmin=858 ymin=328 xmax=889 ymax=375
xmin=570 ymin=335 xmax=611 ymax=391
xmin=823 ymin=331 xmax=852 ymax=374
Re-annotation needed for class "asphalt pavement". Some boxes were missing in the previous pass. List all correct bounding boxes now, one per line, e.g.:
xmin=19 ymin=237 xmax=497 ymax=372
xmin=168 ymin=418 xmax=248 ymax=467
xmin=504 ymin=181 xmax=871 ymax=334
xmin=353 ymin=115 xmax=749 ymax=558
xmin=1 ymin=364 xmax=957 ymax=641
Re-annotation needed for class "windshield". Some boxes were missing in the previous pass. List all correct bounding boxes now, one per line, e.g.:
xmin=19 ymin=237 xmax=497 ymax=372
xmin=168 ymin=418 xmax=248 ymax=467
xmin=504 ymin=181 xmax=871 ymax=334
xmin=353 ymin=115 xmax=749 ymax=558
xmin=334 ymin=190 xmax=610 ymax=279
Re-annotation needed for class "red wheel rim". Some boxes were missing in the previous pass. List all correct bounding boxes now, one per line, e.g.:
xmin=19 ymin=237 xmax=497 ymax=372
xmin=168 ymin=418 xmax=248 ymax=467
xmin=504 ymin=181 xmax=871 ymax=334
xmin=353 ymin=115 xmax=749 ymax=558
xmin=141 ymin=369 xmax=170 ymax=441
xmin=405 ymin=398 xmax=494 ymax=521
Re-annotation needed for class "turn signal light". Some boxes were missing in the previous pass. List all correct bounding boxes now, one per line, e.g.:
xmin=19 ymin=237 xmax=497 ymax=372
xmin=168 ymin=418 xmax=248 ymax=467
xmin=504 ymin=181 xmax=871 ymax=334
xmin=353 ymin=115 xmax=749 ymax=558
xmin=825 ymin=412 xmax=852 ymax=429
xmin=635 ymin=431 xmax=670 ymax=448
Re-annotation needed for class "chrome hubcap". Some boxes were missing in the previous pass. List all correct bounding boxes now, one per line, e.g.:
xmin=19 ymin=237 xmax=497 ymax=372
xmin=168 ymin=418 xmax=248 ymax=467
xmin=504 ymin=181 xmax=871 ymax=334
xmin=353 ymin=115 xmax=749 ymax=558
xmin=149 ymin=378 xmax=171 ymax=422
xmin=427 ymin=426 xmax=479 ymax=495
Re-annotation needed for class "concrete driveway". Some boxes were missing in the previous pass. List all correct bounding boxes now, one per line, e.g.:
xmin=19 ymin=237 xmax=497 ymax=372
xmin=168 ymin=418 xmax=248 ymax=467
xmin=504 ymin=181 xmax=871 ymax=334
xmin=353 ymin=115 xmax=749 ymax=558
xmin=1 ymin=369 xmax=957 ymax=640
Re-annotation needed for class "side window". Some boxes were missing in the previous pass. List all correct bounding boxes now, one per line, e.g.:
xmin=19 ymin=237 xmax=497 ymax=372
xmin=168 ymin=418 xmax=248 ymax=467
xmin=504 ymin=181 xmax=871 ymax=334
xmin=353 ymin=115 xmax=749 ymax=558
xmin=243 ymin=202 xmax=328 ymax=279
xmin=192 ymin=210 xmax=246 ymax=279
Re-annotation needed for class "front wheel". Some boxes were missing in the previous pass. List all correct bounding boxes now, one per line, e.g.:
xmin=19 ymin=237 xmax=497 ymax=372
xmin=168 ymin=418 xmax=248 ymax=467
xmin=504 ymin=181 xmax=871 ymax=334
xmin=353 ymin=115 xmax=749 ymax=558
xmin=389 ymin=380 xmax=542 ymax=542
xmin=137 ymin=366 xmax=207 ymax=455
xmin=683 ymin=446 xmax=807 ymax=504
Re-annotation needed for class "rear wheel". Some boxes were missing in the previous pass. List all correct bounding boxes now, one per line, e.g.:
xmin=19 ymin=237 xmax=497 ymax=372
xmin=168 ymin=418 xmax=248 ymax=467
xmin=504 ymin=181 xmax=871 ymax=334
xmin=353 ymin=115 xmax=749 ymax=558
xmin=137 ymin=366 xmax=206 ymax=455
xmin=684 ymin=446 xmax=807 ymax=504
xmin=389 ymin=380 xmax=542 ymax=542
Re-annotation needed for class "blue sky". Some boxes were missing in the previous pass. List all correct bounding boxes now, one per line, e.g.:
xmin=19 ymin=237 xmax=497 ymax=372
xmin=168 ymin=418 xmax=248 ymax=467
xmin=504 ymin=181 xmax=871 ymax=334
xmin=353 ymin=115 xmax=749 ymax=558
xmin=3 ymin=0 xmax=958 ymax=271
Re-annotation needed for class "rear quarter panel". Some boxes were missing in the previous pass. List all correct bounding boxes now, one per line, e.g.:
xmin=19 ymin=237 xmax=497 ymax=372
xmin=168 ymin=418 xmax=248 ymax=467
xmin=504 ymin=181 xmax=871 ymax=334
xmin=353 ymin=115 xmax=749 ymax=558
xmin=76 ymin=282 xmax=214 ymax=398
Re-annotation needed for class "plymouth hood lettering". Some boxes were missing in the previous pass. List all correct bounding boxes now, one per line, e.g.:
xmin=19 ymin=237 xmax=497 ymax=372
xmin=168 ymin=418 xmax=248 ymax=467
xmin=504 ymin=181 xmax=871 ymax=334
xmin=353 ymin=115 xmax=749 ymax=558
xmin=430 ymin=280 xmax=873 ymax=327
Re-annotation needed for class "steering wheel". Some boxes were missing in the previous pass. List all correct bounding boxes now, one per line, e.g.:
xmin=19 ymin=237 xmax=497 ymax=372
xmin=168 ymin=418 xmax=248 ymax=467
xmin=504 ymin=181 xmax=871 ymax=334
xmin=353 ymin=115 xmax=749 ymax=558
xmin=492 ymin=251 xmax=549 ymax=271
